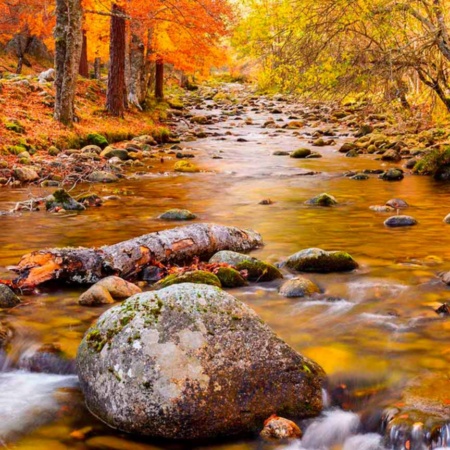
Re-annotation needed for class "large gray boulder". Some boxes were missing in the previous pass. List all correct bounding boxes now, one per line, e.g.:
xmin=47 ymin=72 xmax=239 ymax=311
xmin=77 ymin=284 xmax=324 ymax=440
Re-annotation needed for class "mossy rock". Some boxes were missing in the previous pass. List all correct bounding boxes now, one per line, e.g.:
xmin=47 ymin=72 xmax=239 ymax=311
xmin=210 ymin=251 xmax=282 ymax=282
xmin=379 ymin=168 xmax=404 ymax=181
xmin=285 ymin=248 xmax=358 ymax=273
xmin=86 ymin=133 xmax=108 ymax=149
xmin=290 ymin=148 xmax=311 ymax=159
xmin=215 ymin=267 xmax=247 ymax=288
xmin=151 ymin=128 xmax=171 ymax=144
xmin=305 ymin=193 xmax=338 ymax=207
xmin=8 ymin=145 xmax=27 ymax=156
xmin=46 ymin=189 xmax=85 ymax=211
xmin=174 ymin=161 xmax=200 ymax=173
xmin=158 ymin=209 xmax=197 ymax=221
xmin=154 ymin=271 xmax=221 ymax=289
xmin=101 ymin=147 xmax=129 ymax=160
xmin=279 ymin=277 xmax=321 ymax=298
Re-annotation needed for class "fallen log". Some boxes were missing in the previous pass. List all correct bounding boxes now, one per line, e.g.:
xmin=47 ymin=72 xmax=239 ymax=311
xmin=12 ymin=223 xmax=263 ymax=289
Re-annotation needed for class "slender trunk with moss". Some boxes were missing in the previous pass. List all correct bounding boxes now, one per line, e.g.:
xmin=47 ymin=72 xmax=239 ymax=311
xmin=54 ymin=0 xmax=83 ymax=124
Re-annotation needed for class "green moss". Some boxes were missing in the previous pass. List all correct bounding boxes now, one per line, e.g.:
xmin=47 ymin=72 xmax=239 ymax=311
xmin=305 ymin=193 xmax=338 ymax=206
xmin=154 ymin=271 xmax=222 ymax=289
xmin=235 ymin=260 xmax=283 ymax=282
xmin=215 ymin=267 xmax=248 ymax=288
xmin=5 ymin=120 xmax=25 ymax=134
xmin=48 ymin=146 xmax=60 ymax=156
xmin=86 ymin=328 xmax=106 ymax=352
xmin=7 ymin=145 xmax=27 ymax=155
xmin=86 ymin=133 xmax=108 ymax=148
xmin=151 ymin=127 xmax=171 ymax=144
xmin=413 ymin=146 xmax=450 ymax=179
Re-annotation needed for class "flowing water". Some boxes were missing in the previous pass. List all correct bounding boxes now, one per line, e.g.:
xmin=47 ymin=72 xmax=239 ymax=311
xmin=1 ymin=85 xmax=450 ymax=449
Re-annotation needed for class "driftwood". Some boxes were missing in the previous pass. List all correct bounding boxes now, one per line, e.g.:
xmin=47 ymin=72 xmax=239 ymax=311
xmin=12 ymin=224 xmax=263 ymax=289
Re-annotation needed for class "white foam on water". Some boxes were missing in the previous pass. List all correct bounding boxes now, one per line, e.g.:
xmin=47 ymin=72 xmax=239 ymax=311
xmin=0 ymin=371 xmax=78 ymax=442
xmin=278 ymin=411 xmax=389 ymax=450
xmin=342 ymin=433 xmax=385 ymax=450
xmin=346 ymin=279 xmax=408 ymax=304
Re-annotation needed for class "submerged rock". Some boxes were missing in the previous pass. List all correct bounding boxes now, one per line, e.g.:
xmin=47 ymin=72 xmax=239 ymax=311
xmin=18 ymin=343 xmax=75 ymax=374
xmin=158 ymin=209 xmax=197 ymax=221
xmin=0 ymin=284 xmax=20 ymax=308
xmin=279 ymin=277 xmax=321 ymax=298
xmin=285 ymin=248 xmax=358 ymax=273
xmin=154 ymin=271 xmax=221 ymax=289
xmin=79 ymin=277 xmax=141 ymax=306
xmin=77 ymin=284 xmax=325 ymax=440
xmin=209 ymin=250 xmax=282 ymax=281
xmin=305 ymin=193 xmax=338 ymax=207
xmin=384 ymin=215 xmax=417 ymax=228
xmin=386 ymin=198 xmax=408 ymax=210
xmin=260 ymin=415 xmax=302 ymax=441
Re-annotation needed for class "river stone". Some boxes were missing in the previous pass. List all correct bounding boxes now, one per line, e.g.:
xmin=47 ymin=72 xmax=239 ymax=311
xmin=279 ymin=277 xmax=321 ymax=298
xmin=260 ymin=415 xmax=302 ymax=441
xmin=381 ymin=149 xmax=401 ymax=162
xmin=305 ymin=193 xmax=338 ymax=207
xmin=384 ymin=215 xmax=417 ymax=228
xmin=290 ymin=148 xmax=311 ymax=159
xmin=386 ymin=198 xmax=408 ymax=209
xmin=0 ymin=284 xmax=20 ymax=308
xmin=77 ymin=284 xmax=325 ymax=439
xmin=100 ymin=147 xmax=129 ymax=161
xmin=81 ymin=145 xmax=102 ymax=154
xmin=273 ymin=151 xmax=289 ymax=156
xmin=380 ymin=168 xmax=404 ymax=181
xmin=158 ymin=209 xmax=197 ymax=221
xmin=444 ymin=213 xmax=450 ymax=224
xmin=154 ymin=271 xmax=221 ymax=289
xmin=87 ymin=171 xmax=118 ymax=183
xmin=350 ymin=173 xmax=369 ymax=180
xmin=174 ymin=161 xmax=200 ymax=173
xmin=285 ymin=248 xmax=358 ymax=273
xmin=13 ymin=167 xmax=39 ymax=182
xmin=209 ymin=251 xmax=282 ymax=282
xmin=79 ymin=277 xmax=141 ymax=306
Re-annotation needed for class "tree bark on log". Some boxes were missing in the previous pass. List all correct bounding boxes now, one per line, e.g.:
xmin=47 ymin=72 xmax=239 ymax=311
xmin=13 ymin=224 xmax=263 ymax=289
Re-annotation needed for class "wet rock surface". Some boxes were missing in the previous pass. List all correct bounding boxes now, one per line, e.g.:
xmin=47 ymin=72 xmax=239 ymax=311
xmin=77 ymin=284 xmax=325 ymax=440
xmin=285 ymin=248 xmax=358 ymax=273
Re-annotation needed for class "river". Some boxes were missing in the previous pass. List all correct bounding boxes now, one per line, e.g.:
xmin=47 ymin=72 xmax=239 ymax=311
xmin=1 ymin=84 xmax=450 ymax=449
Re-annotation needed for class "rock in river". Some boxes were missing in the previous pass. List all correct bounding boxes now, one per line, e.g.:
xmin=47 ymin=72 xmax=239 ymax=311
xmin=279 ymin=277 xmax=321 ymax=298
xmin=77 ymin=284 xmax=325 ymax=440
xmin=285 ymin=248 xmax=358 ymax=273
xmin=305 ymin=193 xmax=338 ymax=207
xmin=79 ymin=277 xmax=141 ymax=306
xmin=379 ymin=168 xmax=404 ymax=181
xmin=158 ymin=209 xmax=196 ymax=221
xmin=154 ymin=270 xmax=221 ymax=289
xmin=0 ymin=284 xmax=20 ymax=308
xmin=384 ymin=215 xmax=417 ymax=228
xmin=209 ymin=250 xmax=283 ymax=281
xmin=290 ymin=148 xmax=311 ymax=159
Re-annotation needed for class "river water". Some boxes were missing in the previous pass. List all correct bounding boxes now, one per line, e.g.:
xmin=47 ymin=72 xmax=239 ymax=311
xmin=1 ymin=85 xmax=450 ymax=449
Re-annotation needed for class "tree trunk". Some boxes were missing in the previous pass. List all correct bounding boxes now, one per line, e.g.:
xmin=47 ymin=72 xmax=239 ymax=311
xmin=106 ymin=4 xmax=126 ymax=117
xmin=180 ymin=72 xmax=188 ymax=88
xmin=54 ymin=0 xmax=83 ymax=124
xmin=12 ymin=224 xmax=263 ymax=289
xmin=79 ymin=30 xmax=89 ymax=77
xmin=16 ymin=34 xmax=33 ymax=74
xmin=155 ymin=57 xmax=164 ymax=100
xmin=94 ymin=57 xmax=101 ymax=79
xmin=127 ymin=32 xmax=146 ymax=109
